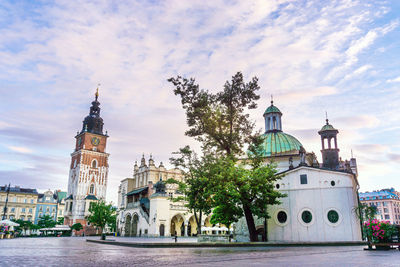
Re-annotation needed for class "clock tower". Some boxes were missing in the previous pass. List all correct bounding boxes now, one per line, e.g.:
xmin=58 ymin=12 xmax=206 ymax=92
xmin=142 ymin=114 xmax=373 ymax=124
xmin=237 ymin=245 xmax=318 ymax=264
xmin=64 ymin=89 xmax=110 ymax=234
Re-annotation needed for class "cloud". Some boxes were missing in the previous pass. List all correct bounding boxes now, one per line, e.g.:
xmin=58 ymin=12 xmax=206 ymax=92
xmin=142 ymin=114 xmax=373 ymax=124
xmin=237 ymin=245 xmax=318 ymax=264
xmin=387 ymin=76 xmax=400 ymax=83
xmin=0 ymin=1 xmax=399 ymax=202
xmin=7 ymin=146 xmax=33 ymax=154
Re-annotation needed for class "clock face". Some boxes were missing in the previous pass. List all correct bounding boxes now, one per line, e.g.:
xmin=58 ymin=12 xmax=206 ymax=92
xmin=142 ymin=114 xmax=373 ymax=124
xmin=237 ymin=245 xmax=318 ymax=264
xmin=91 ymin=137 xmax=100 ymax=146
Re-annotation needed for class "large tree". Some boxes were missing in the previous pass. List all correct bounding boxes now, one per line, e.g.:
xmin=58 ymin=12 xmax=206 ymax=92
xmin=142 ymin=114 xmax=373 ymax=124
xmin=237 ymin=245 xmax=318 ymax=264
xmin=167 ymin=145 xmax=215 ymax=235
xmin=169 ymin=72 xmax=285 ymax=241
xmin=168 ymin=72 xmax=259 ymax=156
xmin=87 ymin=200 xmax=117 ymax=240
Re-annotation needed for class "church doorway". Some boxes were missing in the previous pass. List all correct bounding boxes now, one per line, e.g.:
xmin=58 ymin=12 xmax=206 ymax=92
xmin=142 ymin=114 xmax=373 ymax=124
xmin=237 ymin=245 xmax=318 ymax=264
xmin=132 ymin=214 xmax=139 ymax=237
xmin=125 ymin=215 xmax=131 ymax=236
xmin=159 ymin=224 xmax=165 ymax=237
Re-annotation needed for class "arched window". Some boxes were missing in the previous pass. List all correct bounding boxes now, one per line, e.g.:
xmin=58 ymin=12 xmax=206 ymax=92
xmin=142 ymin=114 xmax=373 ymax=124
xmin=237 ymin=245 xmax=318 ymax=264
xmin=90 ymin=184 xmax=95 ymax=194
xmin=92 ymin=159 xmax=97 ymax=168
xmin=273 ymin=116 xmax=277 ymax=129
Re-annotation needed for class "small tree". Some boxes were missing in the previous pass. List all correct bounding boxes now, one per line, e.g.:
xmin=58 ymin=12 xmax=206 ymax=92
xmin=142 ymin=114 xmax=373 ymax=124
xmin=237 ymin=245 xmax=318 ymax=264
xmin=56 ymin=217 xmax=64 ymax=225
xmin=87 ymin=200 xmax=117 ymax=240
xmin=71 ymin=223 xmax=83 ymax=232
xmin=14 ymin=219 xmax=33 ymax=236
xmin=37 ymin=215 xmax=56 ymax=228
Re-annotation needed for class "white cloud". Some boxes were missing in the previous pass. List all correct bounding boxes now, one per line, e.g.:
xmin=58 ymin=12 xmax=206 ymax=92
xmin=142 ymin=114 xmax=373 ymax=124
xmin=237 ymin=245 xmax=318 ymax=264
xmin=387 ymin=76 xmax=400 ymax=83
xmin=0 ymin=1 xmax=399 ymax=202
xmin=8 ymin=146 xmax=33 ymax=154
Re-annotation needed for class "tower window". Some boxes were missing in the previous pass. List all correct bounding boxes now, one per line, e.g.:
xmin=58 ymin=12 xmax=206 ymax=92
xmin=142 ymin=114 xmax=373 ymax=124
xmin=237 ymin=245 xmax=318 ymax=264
xmin=92 ymin=159 xmax=97 ymax=168
xmin=273 ymin=116 xmax=277 ymax=129
xmin=300 ymin=174 xmax=308 ymax=184
xmin=90 ymin=184 xmax=95 ymax=194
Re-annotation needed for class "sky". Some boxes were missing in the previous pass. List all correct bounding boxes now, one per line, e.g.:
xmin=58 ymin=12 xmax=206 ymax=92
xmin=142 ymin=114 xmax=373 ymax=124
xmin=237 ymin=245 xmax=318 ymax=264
xmin=1 ymin=0 xmax=400 ymax=204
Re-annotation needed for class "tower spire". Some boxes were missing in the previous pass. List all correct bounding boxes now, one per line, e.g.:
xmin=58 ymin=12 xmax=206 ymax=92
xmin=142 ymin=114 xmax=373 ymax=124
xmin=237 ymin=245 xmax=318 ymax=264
xmin=271 ymin=94 xmax=273 ymax=105
xmin=325 ymin=111 xmax=329 ymax=124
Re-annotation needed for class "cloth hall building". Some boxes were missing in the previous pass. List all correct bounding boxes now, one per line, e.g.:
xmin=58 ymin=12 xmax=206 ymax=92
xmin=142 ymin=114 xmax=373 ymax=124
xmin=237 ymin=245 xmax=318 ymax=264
xmin=117 ymin=100 xmax=362 ymax=242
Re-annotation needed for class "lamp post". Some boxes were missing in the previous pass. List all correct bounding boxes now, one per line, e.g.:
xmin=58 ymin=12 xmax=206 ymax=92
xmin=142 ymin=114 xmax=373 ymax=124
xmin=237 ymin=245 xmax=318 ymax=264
xmin=2 ymin=183 xmax=10 ymax=220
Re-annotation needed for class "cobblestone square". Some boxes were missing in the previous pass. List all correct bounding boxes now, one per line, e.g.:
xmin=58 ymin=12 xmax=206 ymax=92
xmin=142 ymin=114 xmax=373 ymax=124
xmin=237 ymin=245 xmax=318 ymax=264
xmin=1 ymin=237 xmax=399 ymax=266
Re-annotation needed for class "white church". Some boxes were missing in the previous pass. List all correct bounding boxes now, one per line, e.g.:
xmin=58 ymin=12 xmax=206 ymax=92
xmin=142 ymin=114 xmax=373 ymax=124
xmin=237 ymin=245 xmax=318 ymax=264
xmin=117 ymin=100 xmax=362 ymax=242
xmin=235 ymin=100 xmax=361 ymax=242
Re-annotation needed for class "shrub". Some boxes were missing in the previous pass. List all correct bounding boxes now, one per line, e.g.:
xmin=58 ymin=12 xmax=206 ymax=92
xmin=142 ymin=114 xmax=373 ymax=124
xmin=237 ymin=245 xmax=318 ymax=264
xmin=364 ymin=219 xmax=397 ymax=243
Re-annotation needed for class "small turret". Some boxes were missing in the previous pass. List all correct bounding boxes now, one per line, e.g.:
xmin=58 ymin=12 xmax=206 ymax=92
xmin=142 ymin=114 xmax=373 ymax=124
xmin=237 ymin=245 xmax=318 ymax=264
xmin=263 ymin=97 xmax=283 ymax=133
xmin=318 ymin=115 xmax=340 ymax=170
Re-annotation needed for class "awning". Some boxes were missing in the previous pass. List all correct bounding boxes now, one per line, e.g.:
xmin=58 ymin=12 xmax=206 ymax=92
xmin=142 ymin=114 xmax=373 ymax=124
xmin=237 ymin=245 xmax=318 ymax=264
xmin=126 ymin=187 xmax=148 ymax=196
xmin=0 ymin=220 xmax=19 ymax=226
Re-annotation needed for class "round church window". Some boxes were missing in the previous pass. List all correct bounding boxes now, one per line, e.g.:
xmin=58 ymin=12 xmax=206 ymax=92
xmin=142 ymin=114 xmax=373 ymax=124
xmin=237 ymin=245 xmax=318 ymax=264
xmin=301 ymin=210 xmax=312 ymax=224
xmin=276 ymin=184 xmax=280 ymax=189
xmin=327 ymin=210 xmax=339 ymax=223
xmin=277 ymin=211 xmax=287 ymax=223
xmin=331 ymin=181 xmax=335 ymax=186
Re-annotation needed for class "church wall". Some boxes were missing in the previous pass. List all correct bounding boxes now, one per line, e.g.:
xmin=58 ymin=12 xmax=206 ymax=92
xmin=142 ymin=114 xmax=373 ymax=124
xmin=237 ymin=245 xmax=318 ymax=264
xmin=265 ymin=167 xmax=361 ymax=242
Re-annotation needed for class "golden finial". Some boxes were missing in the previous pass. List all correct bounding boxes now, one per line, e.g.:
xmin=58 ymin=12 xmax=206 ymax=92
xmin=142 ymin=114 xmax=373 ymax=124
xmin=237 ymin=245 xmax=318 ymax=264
xmin=95 ymin=83 xmax=100 ymax=101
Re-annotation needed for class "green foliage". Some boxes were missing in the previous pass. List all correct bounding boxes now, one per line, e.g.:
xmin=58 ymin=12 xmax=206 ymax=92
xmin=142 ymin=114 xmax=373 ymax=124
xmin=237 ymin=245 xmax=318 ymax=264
xmin=37 ymin=215 xmax=56 ymax=228
xmin=14 ymin=219 xmax=33 ymax=234
xmin=86 ymin=200 xmax=117 ymax=239
xmin=168 ymin=145 xmax=215 ymax=234
xmin=168 ymin=72 xmax=260 ymax=157
xmin=363 ymin=219 xmax=397 ymax=243
xmin=56 ymin=217 xmax=64 ymax=225
xmin=71 ymin=223 xmax=83 ymax=232
xmin=170 ymin=72 xmax=285 ymax=241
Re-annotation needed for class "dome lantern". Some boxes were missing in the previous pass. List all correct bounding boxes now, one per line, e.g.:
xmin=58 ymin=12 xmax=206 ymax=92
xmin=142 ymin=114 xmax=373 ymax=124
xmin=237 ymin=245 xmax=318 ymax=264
xmin=263 ymin=99 xmax=283 ymax=133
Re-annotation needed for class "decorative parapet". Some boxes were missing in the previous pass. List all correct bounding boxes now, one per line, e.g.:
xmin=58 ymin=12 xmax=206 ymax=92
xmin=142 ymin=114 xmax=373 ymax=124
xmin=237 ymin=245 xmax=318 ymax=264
xmin=170 ymin=204 xmax=187 ymax=211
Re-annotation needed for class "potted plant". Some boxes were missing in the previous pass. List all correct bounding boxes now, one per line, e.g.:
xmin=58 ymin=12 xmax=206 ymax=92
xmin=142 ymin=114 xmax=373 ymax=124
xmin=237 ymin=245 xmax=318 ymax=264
xmin=364 ymin=219 xmax=396 ymax=250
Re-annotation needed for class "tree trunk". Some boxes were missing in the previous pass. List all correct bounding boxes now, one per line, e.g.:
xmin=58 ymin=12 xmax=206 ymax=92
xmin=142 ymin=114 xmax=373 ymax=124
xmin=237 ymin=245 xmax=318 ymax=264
xmin=195 ymin=211 xmax=202 ymax=236
xmin=101 ymin=227 xmax=106 ymax=240
xmin=243 ymin=204 xmax=258 ymax=242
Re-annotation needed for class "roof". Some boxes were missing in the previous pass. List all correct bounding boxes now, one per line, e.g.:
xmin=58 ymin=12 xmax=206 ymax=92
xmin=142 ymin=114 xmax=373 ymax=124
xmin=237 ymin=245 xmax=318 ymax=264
xmin=57 ymin=191 xmax=67 ymax=201
xmin=260 ymin=131 xmax=303 ymax=157
xmin=359 ymin=189 xmax=399 ymax=201
xmin=0 ymin=186 xmax=38 ymax=195
xmin=85 ymin=195 xmax=98 ymax=200
xmin=126 ymin=187 xmax=148 ymax=196
xmin=65 ymin=194 xmax=73 ymax=200
xmin=263 ymin=104 xmax=282 ymax=115
xmin=319 ymin=119 xmax=337 ymax=132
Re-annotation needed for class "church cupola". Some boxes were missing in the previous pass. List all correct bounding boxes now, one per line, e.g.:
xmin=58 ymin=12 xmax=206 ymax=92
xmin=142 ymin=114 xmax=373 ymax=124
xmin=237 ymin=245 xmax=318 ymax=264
xmin=263 ymin=99 xmax=283 ymax=133
xmin=318 ymin=117 xmax=340 ymax=170
xmin=81 ymin=88 xmax=104 ymax=135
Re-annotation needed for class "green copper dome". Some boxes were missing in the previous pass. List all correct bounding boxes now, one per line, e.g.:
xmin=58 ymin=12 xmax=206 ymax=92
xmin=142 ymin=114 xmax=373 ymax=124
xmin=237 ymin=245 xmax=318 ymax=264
xmin=263 ymin=104 xmax=282 ymax=116
xmin=260 ymin=131 xmax=303 ymax=157
xmin=319 ymin=119 xmax=337 ymax=132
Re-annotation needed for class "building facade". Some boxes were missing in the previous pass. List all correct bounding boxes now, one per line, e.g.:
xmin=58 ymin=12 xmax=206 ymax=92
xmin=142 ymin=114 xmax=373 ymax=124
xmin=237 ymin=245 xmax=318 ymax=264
xmin=0 ymin=185 xmax=38 ymax=222
xmin=234 ymin=101 xmax=362 ymax=242
xmin=56 ymin=190 xmax=67 ymax=222
xmin=64 ymin=90 xmax=110 ymax=234
xmin=359 ymin=188 xmax=400 ymax=225
xmin=35 ymin=190 xmax=58 ymax=224
xmin=116 ymin=155 xmax=209 ymax=237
